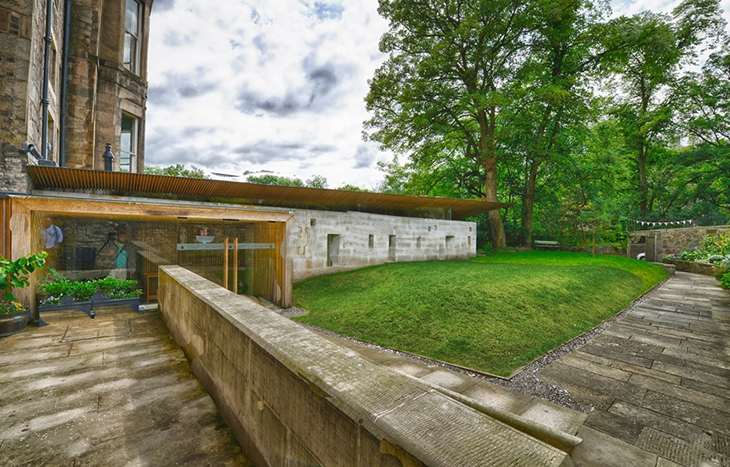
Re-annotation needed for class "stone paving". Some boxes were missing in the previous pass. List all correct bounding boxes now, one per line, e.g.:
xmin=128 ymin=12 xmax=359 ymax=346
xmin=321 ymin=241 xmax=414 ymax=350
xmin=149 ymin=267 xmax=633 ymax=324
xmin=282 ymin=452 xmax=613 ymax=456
xmin=317 ymin=271 xmax=730 ymax=467
xmin=1 ymin=271 xmax=727 ymax=467
xmin=0 ymin=307 xmax=251 ymax=466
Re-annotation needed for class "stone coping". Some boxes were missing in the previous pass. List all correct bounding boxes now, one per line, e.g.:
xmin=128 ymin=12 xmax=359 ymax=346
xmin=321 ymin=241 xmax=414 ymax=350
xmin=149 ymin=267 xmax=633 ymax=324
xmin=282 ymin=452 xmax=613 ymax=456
xmin=159 ymin=265 xmax=575 ymax=467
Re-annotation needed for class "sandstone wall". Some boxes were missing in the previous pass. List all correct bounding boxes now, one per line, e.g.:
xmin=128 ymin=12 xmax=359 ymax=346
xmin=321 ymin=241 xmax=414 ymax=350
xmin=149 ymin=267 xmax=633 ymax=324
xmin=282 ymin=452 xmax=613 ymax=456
xmin=158 ymin=265 xmax=574 ymax=467
xmin=629 ymin=226 xmax=730 ymax=259
xmin=287 ymin=210 xmax=477 ymax=281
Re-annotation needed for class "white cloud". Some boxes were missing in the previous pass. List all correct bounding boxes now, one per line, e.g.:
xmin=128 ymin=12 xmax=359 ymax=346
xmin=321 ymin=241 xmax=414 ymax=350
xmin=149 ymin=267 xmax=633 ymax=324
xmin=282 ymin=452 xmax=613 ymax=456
xmin=146 ymin=0 xmax=389 ymax=189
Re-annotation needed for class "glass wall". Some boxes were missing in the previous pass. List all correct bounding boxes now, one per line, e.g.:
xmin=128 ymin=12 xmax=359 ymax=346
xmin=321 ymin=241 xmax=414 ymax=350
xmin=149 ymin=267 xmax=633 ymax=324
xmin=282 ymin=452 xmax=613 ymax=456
xmin=32 ymin=212 xmax=285 ymax=305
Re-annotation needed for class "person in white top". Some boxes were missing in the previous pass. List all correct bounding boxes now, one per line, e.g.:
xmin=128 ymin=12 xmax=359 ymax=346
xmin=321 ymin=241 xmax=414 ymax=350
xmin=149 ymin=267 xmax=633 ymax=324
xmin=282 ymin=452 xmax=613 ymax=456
xmin=41 ymin=216 xmax=63 ymax=269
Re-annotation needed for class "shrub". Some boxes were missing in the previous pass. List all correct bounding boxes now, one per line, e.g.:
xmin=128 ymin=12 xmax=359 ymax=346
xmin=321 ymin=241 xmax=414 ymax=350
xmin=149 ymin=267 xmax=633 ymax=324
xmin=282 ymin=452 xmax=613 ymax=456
xmin=671 ymin=233 xmax=730 ymax=264
xmin=720 ymin=271 xmax=730 ymax=290
xmin=0 ymin=252 xmax=47 ymax=314
xmin=40 ymin=275 xmax=142 ymax=304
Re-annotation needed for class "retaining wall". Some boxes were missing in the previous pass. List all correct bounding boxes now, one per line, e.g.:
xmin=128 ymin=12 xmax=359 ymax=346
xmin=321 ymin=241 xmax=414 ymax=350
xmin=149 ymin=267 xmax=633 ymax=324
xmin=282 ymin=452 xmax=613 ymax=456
xmin=288 ymin=210 xmax=476 ymax=281
xmin=158 ymin=265 xmax=573 ymax=467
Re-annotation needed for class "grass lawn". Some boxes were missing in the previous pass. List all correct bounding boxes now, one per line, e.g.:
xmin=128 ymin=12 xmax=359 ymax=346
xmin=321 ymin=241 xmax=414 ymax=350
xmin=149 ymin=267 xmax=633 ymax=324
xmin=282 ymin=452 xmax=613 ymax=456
xmin=292 ymin=252 xmax=668 ymax=377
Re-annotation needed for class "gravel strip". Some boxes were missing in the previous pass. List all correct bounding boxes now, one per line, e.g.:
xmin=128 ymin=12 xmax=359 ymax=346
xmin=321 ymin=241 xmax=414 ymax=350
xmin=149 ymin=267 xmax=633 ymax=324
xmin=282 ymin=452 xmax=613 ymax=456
xmin=277 ymin=278 xmax=666 ymax=413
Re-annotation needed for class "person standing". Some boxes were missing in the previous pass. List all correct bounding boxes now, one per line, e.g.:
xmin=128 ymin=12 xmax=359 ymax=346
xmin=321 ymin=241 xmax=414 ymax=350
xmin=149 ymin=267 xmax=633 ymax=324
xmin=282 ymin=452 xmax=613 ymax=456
xmin=107 ymin=232 xmax=135 ymax=280
xmin=41 ymin=216 xmax=63 ymax=269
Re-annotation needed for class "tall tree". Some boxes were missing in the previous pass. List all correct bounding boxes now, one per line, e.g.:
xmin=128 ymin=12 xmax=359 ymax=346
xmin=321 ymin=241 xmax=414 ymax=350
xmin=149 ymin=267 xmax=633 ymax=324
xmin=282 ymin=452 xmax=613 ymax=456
xmin=504 ymin=0 xmax=599 ymax=245
xmin=601 ymin=0 xmax=725 ymax=216
xmin=365 ymin=0 xmax=536 ymax=248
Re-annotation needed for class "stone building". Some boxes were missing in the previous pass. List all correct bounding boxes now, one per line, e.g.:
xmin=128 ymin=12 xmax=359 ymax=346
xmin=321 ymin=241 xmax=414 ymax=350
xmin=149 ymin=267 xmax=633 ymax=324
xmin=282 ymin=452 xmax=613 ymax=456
xmin=0 ymin=0 xmax=151 ymax=187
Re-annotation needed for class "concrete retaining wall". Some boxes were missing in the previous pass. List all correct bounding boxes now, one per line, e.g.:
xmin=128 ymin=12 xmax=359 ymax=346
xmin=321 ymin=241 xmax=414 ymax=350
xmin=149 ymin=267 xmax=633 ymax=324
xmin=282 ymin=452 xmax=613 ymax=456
xmin=288 ymin=210 xmax=476 ymax=281
xmin=158 ymin=265 xmax=573 ymax=467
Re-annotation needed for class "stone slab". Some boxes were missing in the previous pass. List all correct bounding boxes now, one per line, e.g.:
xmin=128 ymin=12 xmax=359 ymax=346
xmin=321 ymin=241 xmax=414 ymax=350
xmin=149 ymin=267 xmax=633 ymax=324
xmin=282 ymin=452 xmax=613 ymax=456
xmin=571 ymin=426 xmax=657 ymax=467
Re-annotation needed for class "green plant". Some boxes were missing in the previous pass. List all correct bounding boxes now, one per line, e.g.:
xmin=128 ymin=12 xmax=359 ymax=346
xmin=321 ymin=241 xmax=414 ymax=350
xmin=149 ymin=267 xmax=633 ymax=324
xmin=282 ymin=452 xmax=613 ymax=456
xmin=39 ymin=275 xmax=142 ymax=304
xmin=720 ymin=271 xmax=730 ymax=290
xmin=0 ymin=252 xmax=46 ymax=314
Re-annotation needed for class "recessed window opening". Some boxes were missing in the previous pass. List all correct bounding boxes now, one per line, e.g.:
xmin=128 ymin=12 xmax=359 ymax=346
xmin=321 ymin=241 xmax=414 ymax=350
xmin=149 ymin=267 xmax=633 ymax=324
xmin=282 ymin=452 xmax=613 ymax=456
xmin=445 ymin=235 xmax=454 ymax=248
xmin=310 ymin=219 xmax=316 ymax=227
xmin=388 ymin=235 xmax=396 ymax=261
xmin=416 ymin=236 xmax=422 ymax=248
xmin=428 ymin=226 xmax=431 ymax=232
xmin=368 ymin=234 xmax=374 ymax=248
xmin=124 ymin=0 xmax=141 ymax=74
xmin=327 ymin=234 xmax=340 ymax=267
xmin=468 ymin=236 xmax=472 ymax=247
xmin=120 ymin=113 xmax=138 ymax=173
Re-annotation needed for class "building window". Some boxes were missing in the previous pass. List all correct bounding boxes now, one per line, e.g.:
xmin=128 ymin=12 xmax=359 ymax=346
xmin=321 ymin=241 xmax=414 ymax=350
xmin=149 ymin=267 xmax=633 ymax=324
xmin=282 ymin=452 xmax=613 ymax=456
xmin=310 ymin=219 xmax=316 ymax=227
xmin=123 ymin=0 xmax=141 ymax=74
xmin=416 ymin=236 xmax=422 ymax=248
xmin=445 ymin=235 xmax=454 ymax=248
xmin=368 ymin=234 xmax=374 ymax=249
xmin=120 ymin=113 xmax=138 ymax=172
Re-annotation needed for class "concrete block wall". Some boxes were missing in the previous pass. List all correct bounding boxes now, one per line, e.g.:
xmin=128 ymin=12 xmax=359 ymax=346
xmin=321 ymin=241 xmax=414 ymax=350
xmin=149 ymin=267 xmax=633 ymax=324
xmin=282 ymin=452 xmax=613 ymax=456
xmin=158 ymin=265 xmax=574 ymax=467
xmin=288 ymin=210 xmax=477 ymax=281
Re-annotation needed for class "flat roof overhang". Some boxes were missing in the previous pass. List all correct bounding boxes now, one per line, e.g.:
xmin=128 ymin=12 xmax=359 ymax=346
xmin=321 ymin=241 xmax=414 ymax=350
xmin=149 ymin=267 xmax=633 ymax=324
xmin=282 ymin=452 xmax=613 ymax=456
xmin=26 ymin=166 xmax=509 ymax=220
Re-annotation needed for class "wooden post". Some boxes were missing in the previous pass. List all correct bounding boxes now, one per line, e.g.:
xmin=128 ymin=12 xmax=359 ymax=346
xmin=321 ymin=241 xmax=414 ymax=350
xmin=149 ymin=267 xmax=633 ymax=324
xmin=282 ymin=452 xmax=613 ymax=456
xmin=223 ymin=237 xmax=229 ymax=290
xmin=233 ymin=238 xmax=239 ymax=294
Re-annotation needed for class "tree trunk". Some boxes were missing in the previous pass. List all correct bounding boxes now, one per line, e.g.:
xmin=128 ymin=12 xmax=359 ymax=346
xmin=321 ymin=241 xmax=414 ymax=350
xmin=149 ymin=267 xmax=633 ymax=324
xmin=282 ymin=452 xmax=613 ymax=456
xmin=478 ymin=106 xmax=507 ymax=249
xmin=485 ymin=159 xmax=507 ymax=249
xmin=523 ymin=159 xmax=540 ymax=247
xmin=638 ymin=137 xmax=648 ymax=216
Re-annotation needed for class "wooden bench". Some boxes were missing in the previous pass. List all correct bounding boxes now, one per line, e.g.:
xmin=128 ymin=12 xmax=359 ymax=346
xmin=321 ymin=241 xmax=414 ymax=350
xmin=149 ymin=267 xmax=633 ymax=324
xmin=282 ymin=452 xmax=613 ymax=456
xmin=534 ymin=240 xmax=560 ymax=251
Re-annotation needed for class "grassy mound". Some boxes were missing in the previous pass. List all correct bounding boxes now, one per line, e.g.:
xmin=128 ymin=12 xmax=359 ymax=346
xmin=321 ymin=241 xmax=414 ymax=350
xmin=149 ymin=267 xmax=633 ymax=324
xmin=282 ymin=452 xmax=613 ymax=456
xmin=293 ymin=252 xmax=667 ymax=376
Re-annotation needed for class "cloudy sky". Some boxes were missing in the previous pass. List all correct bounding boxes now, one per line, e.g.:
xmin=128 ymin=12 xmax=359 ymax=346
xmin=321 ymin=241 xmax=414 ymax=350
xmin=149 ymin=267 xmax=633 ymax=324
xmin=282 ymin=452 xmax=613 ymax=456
xmin=146 ymin=0 xmax=730 ymax=189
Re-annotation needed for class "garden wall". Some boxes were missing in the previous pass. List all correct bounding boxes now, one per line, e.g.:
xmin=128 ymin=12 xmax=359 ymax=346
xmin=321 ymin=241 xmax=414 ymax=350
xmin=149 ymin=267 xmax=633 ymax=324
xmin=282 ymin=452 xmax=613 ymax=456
xmin=660 ymin=258 xmax=720 ymax=277
xmin=157 ymin=265 xmax=573 ymax=467
xmin=628 ymin=225 xmax=730 ymax=260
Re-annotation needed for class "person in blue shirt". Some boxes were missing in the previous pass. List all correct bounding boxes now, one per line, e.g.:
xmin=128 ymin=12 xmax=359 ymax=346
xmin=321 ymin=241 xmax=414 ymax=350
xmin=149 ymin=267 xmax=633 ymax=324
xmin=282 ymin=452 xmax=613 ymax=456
xmin=41 ymin=216 xmax=63 ymax=269
xmin=107 ymin=232 xmax=135 ymax=280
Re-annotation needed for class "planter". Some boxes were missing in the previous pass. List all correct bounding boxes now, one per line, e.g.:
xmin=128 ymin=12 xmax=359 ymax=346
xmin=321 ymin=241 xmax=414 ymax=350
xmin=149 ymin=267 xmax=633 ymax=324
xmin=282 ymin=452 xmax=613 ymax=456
xmin=90 ymin=293 xmax=140 ymax=313
xmin=0 ymin=310 xmax=31 ymax=337
xmin=39 ymin=296 xmax=93 ymax=318
xmin=39 ymin=294 xmax=140 ymax=320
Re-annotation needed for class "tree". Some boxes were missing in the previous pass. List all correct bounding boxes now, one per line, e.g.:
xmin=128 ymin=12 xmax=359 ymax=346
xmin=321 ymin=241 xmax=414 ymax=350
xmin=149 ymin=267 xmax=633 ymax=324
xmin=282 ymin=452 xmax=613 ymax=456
xmin=245 ymin=174 xmax=329 ymax=188
xmin=337 ymin=184 xmax=372 ymax=192
xmin=246 ymin=174 xmax=305 ymax=186
xmin=502 ymin=0 xmax=598 ymax=245
xmin=601 ymin=0 xmax=725 ymax=216
xmin=144 ymin=164 xmax=208 ymax=179
xmin=365 ymin=0 xmax=538 ymax=248
xmin=305 ymin=175 xmax=329 ymax=189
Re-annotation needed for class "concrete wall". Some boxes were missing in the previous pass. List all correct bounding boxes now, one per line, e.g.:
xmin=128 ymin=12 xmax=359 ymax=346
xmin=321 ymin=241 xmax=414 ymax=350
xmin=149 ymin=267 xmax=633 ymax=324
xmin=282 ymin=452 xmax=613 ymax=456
xmin=288 ymin=210 xmax=477 ymax=281
xmin=158 ymin=265 xmax=573 ymax=467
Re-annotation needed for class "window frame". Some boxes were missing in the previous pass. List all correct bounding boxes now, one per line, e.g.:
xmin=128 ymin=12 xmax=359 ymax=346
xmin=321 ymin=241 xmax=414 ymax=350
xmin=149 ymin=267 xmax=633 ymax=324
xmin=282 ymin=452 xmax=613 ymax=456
xmin=123 ymin=0 xmax=141 ymax=74
xmin=120 ymin=113 xmax=139 ymax=173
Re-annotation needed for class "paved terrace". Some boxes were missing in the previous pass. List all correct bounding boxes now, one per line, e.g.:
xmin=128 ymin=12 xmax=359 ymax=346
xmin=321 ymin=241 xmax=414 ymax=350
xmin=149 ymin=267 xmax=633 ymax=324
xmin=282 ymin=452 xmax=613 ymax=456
xmin=0 ymin=271 xmax=727 ymax=466
xmin=0 ymin=308 xmax=251 ymax=466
